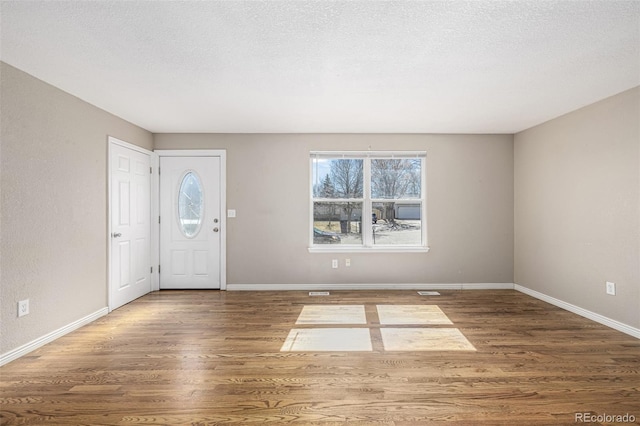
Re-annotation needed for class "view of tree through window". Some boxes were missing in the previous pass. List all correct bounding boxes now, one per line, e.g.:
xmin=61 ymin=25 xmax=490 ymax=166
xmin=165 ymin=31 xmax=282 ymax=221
xmin=311 ymin=153 xmax=426 ymax=249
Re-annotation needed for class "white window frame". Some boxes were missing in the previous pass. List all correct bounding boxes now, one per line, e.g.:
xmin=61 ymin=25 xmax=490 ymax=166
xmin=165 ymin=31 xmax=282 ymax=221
xmin=309 ymin=151 xmax=429 ymax=253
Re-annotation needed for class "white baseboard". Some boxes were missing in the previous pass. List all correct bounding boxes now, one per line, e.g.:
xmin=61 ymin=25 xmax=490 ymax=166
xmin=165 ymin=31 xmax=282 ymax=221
xmin=514 ymin=284 xmax=640 ymax=339
xmin=0 ymin=307 xmax=109 ymax=366
xmin=226 ymin=283 xmax=515 ymax=291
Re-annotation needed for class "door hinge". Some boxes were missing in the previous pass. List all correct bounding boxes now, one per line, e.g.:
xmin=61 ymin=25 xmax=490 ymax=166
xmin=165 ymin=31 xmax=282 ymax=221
xmin=158 ymin=216 xmax=161 ymax=224
xmin=158 ymin=265 xmax=161 ymax=274
xmin=150 ymin=266 xmax=153 ymax=274
xmin=150 ymin=166 xmax=152 ymax=174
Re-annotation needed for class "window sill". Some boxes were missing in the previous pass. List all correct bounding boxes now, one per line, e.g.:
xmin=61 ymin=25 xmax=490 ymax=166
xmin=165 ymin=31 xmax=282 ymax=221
xmin=308 ymin=246 xmax=430 ymax=254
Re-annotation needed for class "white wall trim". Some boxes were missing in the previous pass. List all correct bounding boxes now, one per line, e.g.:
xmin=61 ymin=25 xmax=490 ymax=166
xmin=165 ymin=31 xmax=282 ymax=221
xmin=514 ymin=284 xmax=640 ymax=339
xmin=155 ymin=149 xmax=227 ymax=157
xmin=151 ymin=152 xmax=160 ymax=291
xmin=227 ymin=283 xmax=515 ymax=291
xmin=308 ymin=247 xmax=431 ymax=254
xmin=0 ymin=308 xmax=109 ymax=366
xmin=108 ymin=136 xmax=152 ymax=155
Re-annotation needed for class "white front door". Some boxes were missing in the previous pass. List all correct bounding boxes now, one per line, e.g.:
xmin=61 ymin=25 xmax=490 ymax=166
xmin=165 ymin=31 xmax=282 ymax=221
xmin=160 ymin=156 xmax=221 ymax=289
xmin=109 ymin=142 xmax=152 ymax=310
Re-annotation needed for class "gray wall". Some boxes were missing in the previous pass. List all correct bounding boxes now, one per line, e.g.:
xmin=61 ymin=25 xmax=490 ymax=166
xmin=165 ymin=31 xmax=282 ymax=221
xmin=514 ymin=87 xmax=640 ymax=329
xmin=0 ymin=63 xmax=153 ymax=354
xmin=154 ymin=133 xmax=515 ymax=286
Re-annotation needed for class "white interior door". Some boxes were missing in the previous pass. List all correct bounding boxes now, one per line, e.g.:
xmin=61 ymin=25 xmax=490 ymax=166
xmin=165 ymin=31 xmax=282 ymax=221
xmin=160 ymin=156 xmax=221 ymax=289
xmin=110 ymin=142 xmax=152 ymax=310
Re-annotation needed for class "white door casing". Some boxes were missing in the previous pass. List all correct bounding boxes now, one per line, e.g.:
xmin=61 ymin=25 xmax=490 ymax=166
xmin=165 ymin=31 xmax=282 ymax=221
xmin=159 ymin=155 xmax=224 ymax=289
xmin=109 ymin=139 xmax=154 ymax=310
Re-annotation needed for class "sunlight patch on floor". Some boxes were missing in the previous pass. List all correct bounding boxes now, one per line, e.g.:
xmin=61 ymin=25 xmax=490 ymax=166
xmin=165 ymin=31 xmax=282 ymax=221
xmin=376 ymin=305 xmax=453 ymax=325
xmin=280 ymin=328 xmax=372 ymax=352
xmin=295 ymin=305 xmax=367 ymax=325
xmin=281 ymin=303 xmax=475 ymax=352
xmin=380 ymin=328 xmax=476 ymax=351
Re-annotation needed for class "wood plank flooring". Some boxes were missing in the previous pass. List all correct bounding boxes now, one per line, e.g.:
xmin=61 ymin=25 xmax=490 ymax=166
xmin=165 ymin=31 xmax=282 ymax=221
xmin=1 ymin=290 xmax=639 ymax=425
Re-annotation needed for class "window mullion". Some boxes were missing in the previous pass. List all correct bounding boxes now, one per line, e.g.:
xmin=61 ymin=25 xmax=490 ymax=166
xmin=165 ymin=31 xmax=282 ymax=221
xmin=362 ymin=158 xmax=372 ymax=247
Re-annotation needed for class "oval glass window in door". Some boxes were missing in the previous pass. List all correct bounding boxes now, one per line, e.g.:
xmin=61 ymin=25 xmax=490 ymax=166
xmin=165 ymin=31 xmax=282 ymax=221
xmin=178 ymin=171 xmax=204 ymax=238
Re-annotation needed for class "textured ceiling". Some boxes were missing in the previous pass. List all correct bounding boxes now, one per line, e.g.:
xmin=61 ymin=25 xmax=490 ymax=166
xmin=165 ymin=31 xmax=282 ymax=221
xmin=1 ymin=1 xmax=638 ymax=134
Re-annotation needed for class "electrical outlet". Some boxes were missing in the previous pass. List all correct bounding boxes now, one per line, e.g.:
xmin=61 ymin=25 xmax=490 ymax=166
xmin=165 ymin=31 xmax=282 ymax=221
xmin=18 ymin=299 xmax=29 ymax=317
xmin=345 ymin=258 xmax=351 ymax=267
xmin=332 ymin=259 xmax=338 ymax=269
xmin=606 ymin=281 xmax=616 ymax=296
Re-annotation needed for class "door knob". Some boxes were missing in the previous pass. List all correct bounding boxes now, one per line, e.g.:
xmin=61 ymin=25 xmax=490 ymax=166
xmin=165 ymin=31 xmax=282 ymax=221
xmin=213 ymin=227 xmax=219 ymax=232
xmin=112 ymin=232 xmax=122 ymax=238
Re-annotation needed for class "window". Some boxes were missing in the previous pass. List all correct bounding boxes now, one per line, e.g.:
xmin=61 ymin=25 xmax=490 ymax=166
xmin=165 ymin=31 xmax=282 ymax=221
xmin=178 ymin=171 xmax=204 ymax=238
xmin=310 ymin=151 xmax=427 ymax=252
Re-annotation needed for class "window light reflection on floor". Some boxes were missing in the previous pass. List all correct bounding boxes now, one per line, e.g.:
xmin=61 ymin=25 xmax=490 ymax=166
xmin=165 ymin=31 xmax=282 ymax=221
xmin=295 ymin=305 xmax=367 ymax=325
xmin=280 ymin=304 xmax=475 ymax=352
xmin=376 ymin=305 xmax=453 ymax=325
xmin=280 ymin=328 xmax=372 ymax=352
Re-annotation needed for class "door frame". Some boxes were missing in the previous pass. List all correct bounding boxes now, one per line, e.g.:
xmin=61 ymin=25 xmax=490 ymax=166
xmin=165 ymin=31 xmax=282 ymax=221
xmin=107 ymin=136 xmax=159 ymax=311
xmin=155 ymin=150 xmax=227 ymax=290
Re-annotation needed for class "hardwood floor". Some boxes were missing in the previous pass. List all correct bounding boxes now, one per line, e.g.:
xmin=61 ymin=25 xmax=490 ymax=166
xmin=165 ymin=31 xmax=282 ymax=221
xmin=1 ymin=290 xmax=639 ymax=425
